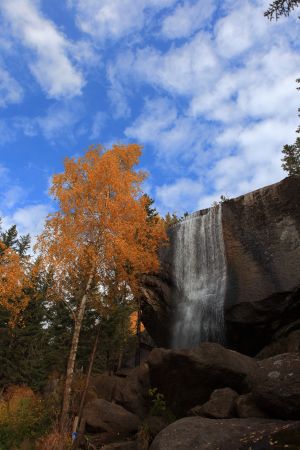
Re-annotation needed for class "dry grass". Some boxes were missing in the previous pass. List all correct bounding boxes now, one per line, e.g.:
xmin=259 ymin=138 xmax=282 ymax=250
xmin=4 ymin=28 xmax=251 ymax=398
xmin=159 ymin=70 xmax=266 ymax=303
xmin=37 ymin=421 xmax=72 ymax=450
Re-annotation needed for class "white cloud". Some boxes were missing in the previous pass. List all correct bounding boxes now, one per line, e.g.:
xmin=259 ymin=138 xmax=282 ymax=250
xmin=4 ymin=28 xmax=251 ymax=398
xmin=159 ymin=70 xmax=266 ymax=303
xmin=37 ymin=101 xmax=85 ymax=142
xmin=156 ymin=177 xmax=203 ymax=214
xmin=0 ymin=67 xmax=23 ymax=107
xmin=2 ymin=203 xmax=50 ymax=242
xmin=0 ymin=0 xmax=84 ymax=98
xmin=91 ymin=112 xmax=107 ymax=140
xmin=161 ymin=0 xmax=215 ymax=39
xmin=125 ymin=97 xmax=207 ymax=168
xmin=131 ymin=32 xmax=220 ymax=96
xmin=1 ymin=186 xmax=26 ymax=209
xmin=70 ymin=0 xmax=177 ymax=41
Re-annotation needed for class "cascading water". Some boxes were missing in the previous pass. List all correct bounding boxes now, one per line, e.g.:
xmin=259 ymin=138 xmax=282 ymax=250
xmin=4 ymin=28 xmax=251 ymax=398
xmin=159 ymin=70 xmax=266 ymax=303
xmin=172 ymin=204 xmax=227 ymax=348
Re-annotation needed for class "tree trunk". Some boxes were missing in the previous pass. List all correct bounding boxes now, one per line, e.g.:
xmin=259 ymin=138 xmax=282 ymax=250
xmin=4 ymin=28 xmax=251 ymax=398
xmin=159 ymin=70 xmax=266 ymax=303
xmin=73 ymin=325 xmax=100 ymax=448
xmin=135 ymin=298 xmax=141 ymax=367
xmin=60 ymin=273 xmax=93 ymax=431
xmin=117 ymin=348 xmax=123 ymax=371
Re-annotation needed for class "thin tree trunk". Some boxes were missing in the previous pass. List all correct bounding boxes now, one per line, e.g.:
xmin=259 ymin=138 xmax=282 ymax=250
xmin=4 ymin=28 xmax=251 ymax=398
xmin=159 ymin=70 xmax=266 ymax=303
xmin=117 ymin=348 xmax=123 ymax=371
xmin=135 ymin=298 xmax=141 ymax=367
xmin=60 ymin=273 xmax=93 ymax=431
xmin=73 ymin=325 xmax=100 ymax=448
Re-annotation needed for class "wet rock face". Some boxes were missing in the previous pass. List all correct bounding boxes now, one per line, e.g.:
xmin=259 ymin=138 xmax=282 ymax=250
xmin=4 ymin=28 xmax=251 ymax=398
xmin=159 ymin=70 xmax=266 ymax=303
xmin=141 ymin=176 xmax=300 ymax=353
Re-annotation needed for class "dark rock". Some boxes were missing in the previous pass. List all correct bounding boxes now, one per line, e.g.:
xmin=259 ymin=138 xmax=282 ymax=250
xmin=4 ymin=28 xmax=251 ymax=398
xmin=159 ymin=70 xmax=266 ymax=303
xmin=83 ymin=398 xmax=141 ymax=434
xmin=149 ymin=417 xmax=300 ymax=450
xmin=147 ymin=343 xmax=256 ymax=415
xmin=235 ymin=393 xmax=269 ymax=418
xmin=117 ymin=363 xmax=150 ymax=418
xmin=90 ymin=365 xmax=150 ymax=419
xmin=226 ymin=286 xmax=300 ymax=355
xmin=256 ymin=329 xmax=300 ymax=359
xmin=249 ymin=353 xmax=300 ymax=419
xmin=189 ymin=387 xmax=238 ymax=418
xmin=140 ymin=273 xmax=173 ymax=347
xmin=101 ymin=442 xmax=137 ymax=450
xmin=90 ymin=374 xmax=126 ymax=402
xmin=136 ymin=416 xmax=170 ymax=450
xmin=141 ymin=176 xmax=300 ymax=353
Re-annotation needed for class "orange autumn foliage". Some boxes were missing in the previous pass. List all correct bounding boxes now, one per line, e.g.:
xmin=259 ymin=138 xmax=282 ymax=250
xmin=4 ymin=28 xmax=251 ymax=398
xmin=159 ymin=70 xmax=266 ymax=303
xmin=0 ymin=242 xmax=30 ymax=325
xmin=36 ymin=144 xmax=167 ymax=299
xmin=35 ymin=143 xmax=168 ymax=427
xmin=130 ymin=310 xmax=145 ymax=333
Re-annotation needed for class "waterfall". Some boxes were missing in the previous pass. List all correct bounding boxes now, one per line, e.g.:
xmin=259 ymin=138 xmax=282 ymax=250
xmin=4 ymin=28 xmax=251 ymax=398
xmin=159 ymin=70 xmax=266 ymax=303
xmin=172 ymin=205 xmax=227 ymax=348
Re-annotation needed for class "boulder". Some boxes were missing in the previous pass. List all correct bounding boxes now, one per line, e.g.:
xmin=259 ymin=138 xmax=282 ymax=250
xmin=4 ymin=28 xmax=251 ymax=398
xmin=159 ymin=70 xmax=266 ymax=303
xmin=189 ymin=388 xmax=238 ymax=419
xmin=249 ymin=353 xmax=300 ymax=419
xmin=101 ymin=442 xmax=137 ymax=450
xmin=235 ymin=393 xmax=269 ymax=418
xmin=117 ymin=363 xmax=150 ymax=418
xmin=256 ymin=329 xmax=300 ymax=359
xmin=149 ymin=417 xmax=300 ymax=450
xmin=90 ymin=365 xmax=150 ymax=418
xmin=83 ymin=398 xmax=141 ymax=434
xmin=90 ymin=374 xmax=126 ymax=402
xmin=136 ymin=416 xmax=170 ymax=450
xmin=147 ymin=343 xmax=256 ymax=415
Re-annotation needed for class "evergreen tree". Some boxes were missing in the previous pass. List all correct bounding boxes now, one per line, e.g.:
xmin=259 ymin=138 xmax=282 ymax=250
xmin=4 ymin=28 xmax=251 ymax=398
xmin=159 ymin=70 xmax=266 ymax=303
xmin=281 ymin=139 xmax=300 ymax=175
xmin=281 ymin=79 xmax=300 ymax=176
xmin=265 ymin=0 xmax=300 ymax=20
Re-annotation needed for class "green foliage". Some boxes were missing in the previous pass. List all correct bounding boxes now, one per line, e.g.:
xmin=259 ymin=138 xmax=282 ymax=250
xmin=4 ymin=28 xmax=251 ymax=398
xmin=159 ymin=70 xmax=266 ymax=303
xmin=148 ymin=388 xmax=167 ymax=416
xmin=212 ymin=195 xmax=231 ymax=207
xmin=164 ymin=211 xmax=189 ymax=227
xmin=0 ymin=397 xmax=52 ymax=450
xmin=282 ymin=139 xmax=300 ymax=176
xmin=143 ymin=194 xmax=159 ymax=223
xmin=281 ymin=80 xmax=300 ymax=176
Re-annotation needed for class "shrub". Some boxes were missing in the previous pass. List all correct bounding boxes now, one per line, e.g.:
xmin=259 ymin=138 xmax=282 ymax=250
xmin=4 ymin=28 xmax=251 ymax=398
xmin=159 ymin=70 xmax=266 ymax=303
xmin=0 ymin=396 xmax=52 ymax=450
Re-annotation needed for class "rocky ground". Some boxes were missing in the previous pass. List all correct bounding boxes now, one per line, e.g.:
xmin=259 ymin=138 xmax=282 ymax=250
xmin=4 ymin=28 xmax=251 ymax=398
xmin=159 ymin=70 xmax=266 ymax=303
xmin=78 ymin=323 xmax=300 ymax=450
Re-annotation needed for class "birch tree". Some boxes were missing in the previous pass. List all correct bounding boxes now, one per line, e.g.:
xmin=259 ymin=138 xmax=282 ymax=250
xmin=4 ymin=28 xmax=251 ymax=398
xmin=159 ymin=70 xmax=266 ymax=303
xmin=35 ymin=144 xmax=167 ymax=428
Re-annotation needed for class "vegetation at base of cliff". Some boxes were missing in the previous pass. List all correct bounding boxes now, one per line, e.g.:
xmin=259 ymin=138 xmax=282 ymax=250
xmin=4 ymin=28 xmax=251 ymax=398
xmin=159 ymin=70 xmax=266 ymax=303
xmin=0 ymin=396 xmax=53 ymax=450
xmin=0 ymin=144 xmax=167 ymax=446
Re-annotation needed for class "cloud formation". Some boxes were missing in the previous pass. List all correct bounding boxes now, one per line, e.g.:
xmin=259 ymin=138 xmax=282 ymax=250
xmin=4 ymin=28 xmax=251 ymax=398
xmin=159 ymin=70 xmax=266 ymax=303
xmin=0 ymin=0 xmax=84 ymax=98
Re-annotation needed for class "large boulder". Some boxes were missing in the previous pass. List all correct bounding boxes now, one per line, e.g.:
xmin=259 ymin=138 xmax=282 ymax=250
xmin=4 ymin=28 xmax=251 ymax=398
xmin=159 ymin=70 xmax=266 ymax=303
xmin=249 ymin=353 xmax=300 ymax=419
xmin=89 ymin=364 xmax=150 ymax=419
xmin=90 ymin=374 xmax=126 ymax=402
xmin=149 ymin=417 xmax=300 ymax=450
xmin=147 ymin=343 xmax=256 ymax=415
xmin=83 ymin=398 xmax=141 ymax=434
xmin=256 ymin=329 xmax=300 ymax=359
xmin=116 ymin=363 xmax=150 ymax=418
xmin=189 ymin=388 xmax=238 ymax=419
xmin=235 ymin=393 xmax=269 ymax=419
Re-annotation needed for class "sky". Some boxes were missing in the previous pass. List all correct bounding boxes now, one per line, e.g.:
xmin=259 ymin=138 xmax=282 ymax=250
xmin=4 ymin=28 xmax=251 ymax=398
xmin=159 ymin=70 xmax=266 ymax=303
xmin=0 ymin=0 xmax=299 ymax=241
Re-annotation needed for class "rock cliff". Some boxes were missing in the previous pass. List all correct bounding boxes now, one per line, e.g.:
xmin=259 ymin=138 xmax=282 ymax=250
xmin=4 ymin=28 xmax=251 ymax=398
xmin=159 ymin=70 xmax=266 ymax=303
xmin=141 ymin=176 xmax=300 ymax=354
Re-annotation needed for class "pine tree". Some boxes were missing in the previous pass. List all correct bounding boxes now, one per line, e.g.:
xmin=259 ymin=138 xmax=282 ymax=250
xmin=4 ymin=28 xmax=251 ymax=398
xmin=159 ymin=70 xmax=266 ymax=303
xmin=281 ymin=139 xmax=300 ymax=175
xmin=281 ymin=79 xmax=300 ymax=176
xmin=265 ymin=0 xmax=300 ymax=20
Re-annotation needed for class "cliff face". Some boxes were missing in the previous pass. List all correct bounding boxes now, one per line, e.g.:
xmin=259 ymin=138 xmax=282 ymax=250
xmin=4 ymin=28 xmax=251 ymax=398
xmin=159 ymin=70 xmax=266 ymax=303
xmin=141 ymin=176 xmax=300 ymax=354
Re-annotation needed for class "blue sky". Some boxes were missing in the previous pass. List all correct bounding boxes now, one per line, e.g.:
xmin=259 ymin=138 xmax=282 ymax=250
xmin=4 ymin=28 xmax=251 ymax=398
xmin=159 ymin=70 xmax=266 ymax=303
xmin=0 ymin=0 xmax=299 ymax=240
